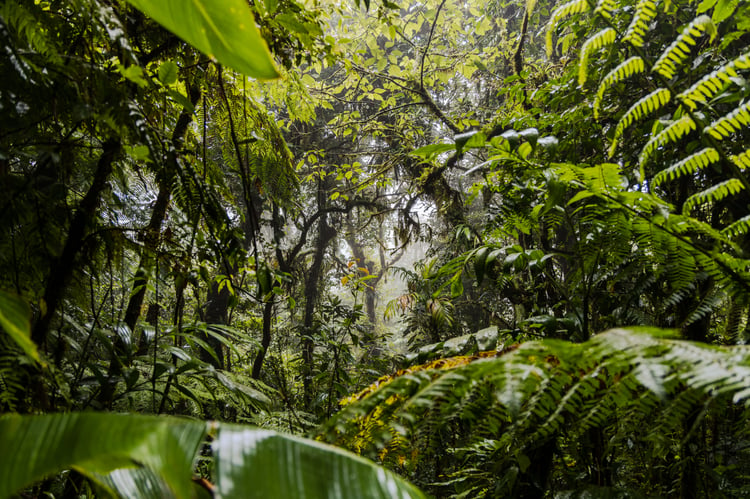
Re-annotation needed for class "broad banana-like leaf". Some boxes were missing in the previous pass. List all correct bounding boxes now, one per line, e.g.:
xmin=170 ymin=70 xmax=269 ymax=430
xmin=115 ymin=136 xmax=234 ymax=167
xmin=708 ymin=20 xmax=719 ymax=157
xmin=213 ymin=425 xmax=425 ymax=499
xmin=125 ymin=0 xmax=278 ymax=79
xmin=0 ymin=413 xmax=206 ymax=499
xmin=0 ymin=413 xmax=425 ymax=499
xmin=93 ymin=467 xmax=212 ymax=499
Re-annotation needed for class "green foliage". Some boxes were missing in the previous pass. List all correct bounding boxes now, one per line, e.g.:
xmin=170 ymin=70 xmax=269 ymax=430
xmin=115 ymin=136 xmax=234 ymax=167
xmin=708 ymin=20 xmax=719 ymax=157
xmin=705 ymin=100 xmax=750 ymax=140
xmin=0 ymin=412 xmax=424 ymax=498
xmin=682 ymin=178 xmax=745 ymax=214
xmin=651 ymin=15 xmax=717 ymax=79
xmin=621 ymin=0 xmax=659 ymax=48
xmin=678 ymin=50 xmax=750 ymax=109
xmin=638 ymin=115 xmax=696 ymax=167
xmin=652 ymin=147 xmax=720 ymax=186
xmin=578 ymin=28 xmax=616 ymax=86
xmin=2 ymin=0 xmax=750 ymax=497
xmin=0 ymin=290 xmax=38 ymax=363
xmin=533 ymin=0 xmax=750 ymax=342
xmin=320 ymin=328 xmax=750 ymax=497
xmin=593 ymin=57 xmax=645 ymax=118
xmin=609 ymin=88 xmax=672 ymax=158
xmin=125 ymin=0 xmax=278 ymax=78
xmin=546 ymin=0 xmax=592 ymax=56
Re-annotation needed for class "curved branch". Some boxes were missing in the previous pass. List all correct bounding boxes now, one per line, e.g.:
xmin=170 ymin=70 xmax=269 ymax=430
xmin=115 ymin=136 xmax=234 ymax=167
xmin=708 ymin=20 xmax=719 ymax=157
xmin=420 ymin=0 xmax=448 ymax=92
xmin=416 ymin=0 xmax=460 ymax=134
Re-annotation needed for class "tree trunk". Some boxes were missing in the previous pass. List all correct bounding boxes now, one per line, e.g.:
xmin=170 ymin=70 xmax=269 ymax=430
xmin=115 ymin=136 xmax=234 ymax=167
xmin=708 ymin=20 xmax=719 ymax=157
xmin=32 ymin=139 xmax=121 ymax=346
xmin=201 ymin=278 xmax=229 ymax=369
xmin=301 ymin=178 xmax=337 ymax=408
xmin=251 ymin=300 xmax=273 ymax=379
xmin=121 ymin=83 xmax=201 ymax=347
xmin=98 ymin=84 xmax=200 ymax=407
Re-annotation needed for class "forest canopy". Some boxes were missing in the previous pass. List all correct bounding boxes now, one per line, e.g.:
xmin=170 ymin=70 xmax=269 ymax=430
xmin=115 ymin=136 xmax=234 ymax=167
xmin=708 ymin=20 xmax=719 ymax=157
xmin=1 ymin=0 xmax=750 ymax=497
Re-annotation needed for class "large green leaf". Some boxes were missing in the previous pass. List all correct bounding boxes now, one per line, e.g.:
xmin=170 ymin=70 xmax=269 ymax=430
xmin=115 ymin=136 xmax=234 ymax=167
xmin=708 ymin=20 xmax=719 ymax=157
xmin=0 ymin=413 xmax=424 ymax=499
xmin=213 ymin=425 xmax=426 ymax=499
xmin=125 ymin=0 xmax=278 ymax=79
xmin=0 ymin=413 xmax=206 ymax=499
xmin=0 ymin=290 xmax=39 ymax=362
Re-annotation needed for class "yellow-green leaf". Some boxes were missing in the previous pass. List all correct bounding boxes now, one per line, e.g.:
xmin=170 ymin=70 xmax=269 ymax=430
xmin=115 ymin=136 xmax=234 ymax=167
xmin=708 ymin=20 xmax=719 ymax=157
xmin=157 ymin=60 xmax=179 ymax=85
xmin=125 ymin=0 xmax=278 ymax=79
xmin=713 ymin=0 xmax=739 ymax=24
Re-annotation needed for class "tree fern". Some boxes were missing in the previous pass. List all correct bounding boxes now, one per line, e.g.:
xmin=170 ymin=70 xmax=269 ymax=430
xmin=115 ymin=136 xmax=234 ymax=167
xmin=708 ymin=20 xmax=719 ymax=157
xmin=546 ymin=0 xmax=593 ymax=56
xmin=622 ymin=0 xmax=659 ymax=48
xmin=578 ymin=28 xmax=617 ymax=87
xmin=682 ymin=178 xmax=745 ymax=214
xmin=652 ymin=147 xmax=720 ymax=186
xmin=609 ymin=88 xmax=671 ymax=158
xmin=679 ymin=51 xmax=750 ymax=110
xmin=593 ymin=56 xmax=646 ymax=119
xmin=651 ymin=15 xmax=717 ymax=79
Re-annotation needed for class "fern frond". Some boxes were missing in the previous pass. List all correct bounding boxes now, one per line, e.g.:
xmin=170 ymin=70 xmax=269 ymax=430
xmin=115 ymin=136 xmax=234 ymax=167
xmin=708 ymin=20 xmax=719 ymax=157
xmin=729 ymin=149 xmax=750 ymax=170
xmin=546 ymin=0 xmax=592 ymax=56
xmin=579 ymin=28 xmax=617 ymax=87
xmin=320 ymin=329 xmax=750 ymax=497
xmin=682 ymin=178 xmax=745 ymax=214
xmin=652 ymin=15 xmax=717 ymax=80
xmin=639 ymin=116 xmax=696 ymax=166
xmin=652 ymin=148 xmax=719 ymax=186
xmin=722 ymin=214 xmax=750 ymax=238
xmin=679 ymin=52 xmax=750 ymax=110
xmin=0 ymin=2 xmax=61 ymax=64
xmin=622 ymin=0 xmax=659 ymax=48
xmin=705 ymin=101 xmax=750 ymax=140
xmin=680 ymin=216 xmax=730 ymax=247
xmin=609 ymin=88 xmax=672 ymax=158
xmin=662 ymin=282 xmax=695 ymax=309
xmin=594 ymin=0 xmax=618 ymax=20
xmin=684 ymin=288 xmax=723 ymax=327
xmin=594 ymin=57 xmax=646 ymax=119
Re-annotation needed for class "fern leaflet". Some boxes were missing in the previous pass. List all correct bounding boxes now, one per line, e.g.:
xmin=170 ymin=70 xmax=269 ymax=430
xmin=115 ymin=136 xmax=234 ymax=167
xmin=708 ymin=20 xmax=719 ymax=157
xmin=594 ymin=57 xmax=646 ymax=119
xmin=705 ymin=100 xmax=750 ymax=140
xmin=652 ymin=148 xmax=719 ymax=186
xmin=639 ymin=116 xmax=696 ymax=167
xmin=579 ymin=28 xmax=617 ymax=86
xmin=609 ymin=88 xmax=671 ymax=158
xmin=679 ymin=52 xmax=750 ymax=110
xmin=546 ymin=0 xmax=592 ymax=56
xmin=622 ymin=0 xmax=659 ymax=48
xmin=682 ymin=178 xmax=745 ymax=214
xmin=652 ymin=15 xmax=717 ymax=80
xmin=730 ymin=149 xmax=750 ymax=170
xmin=594 ymin=0 xmax=618 ymax=20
